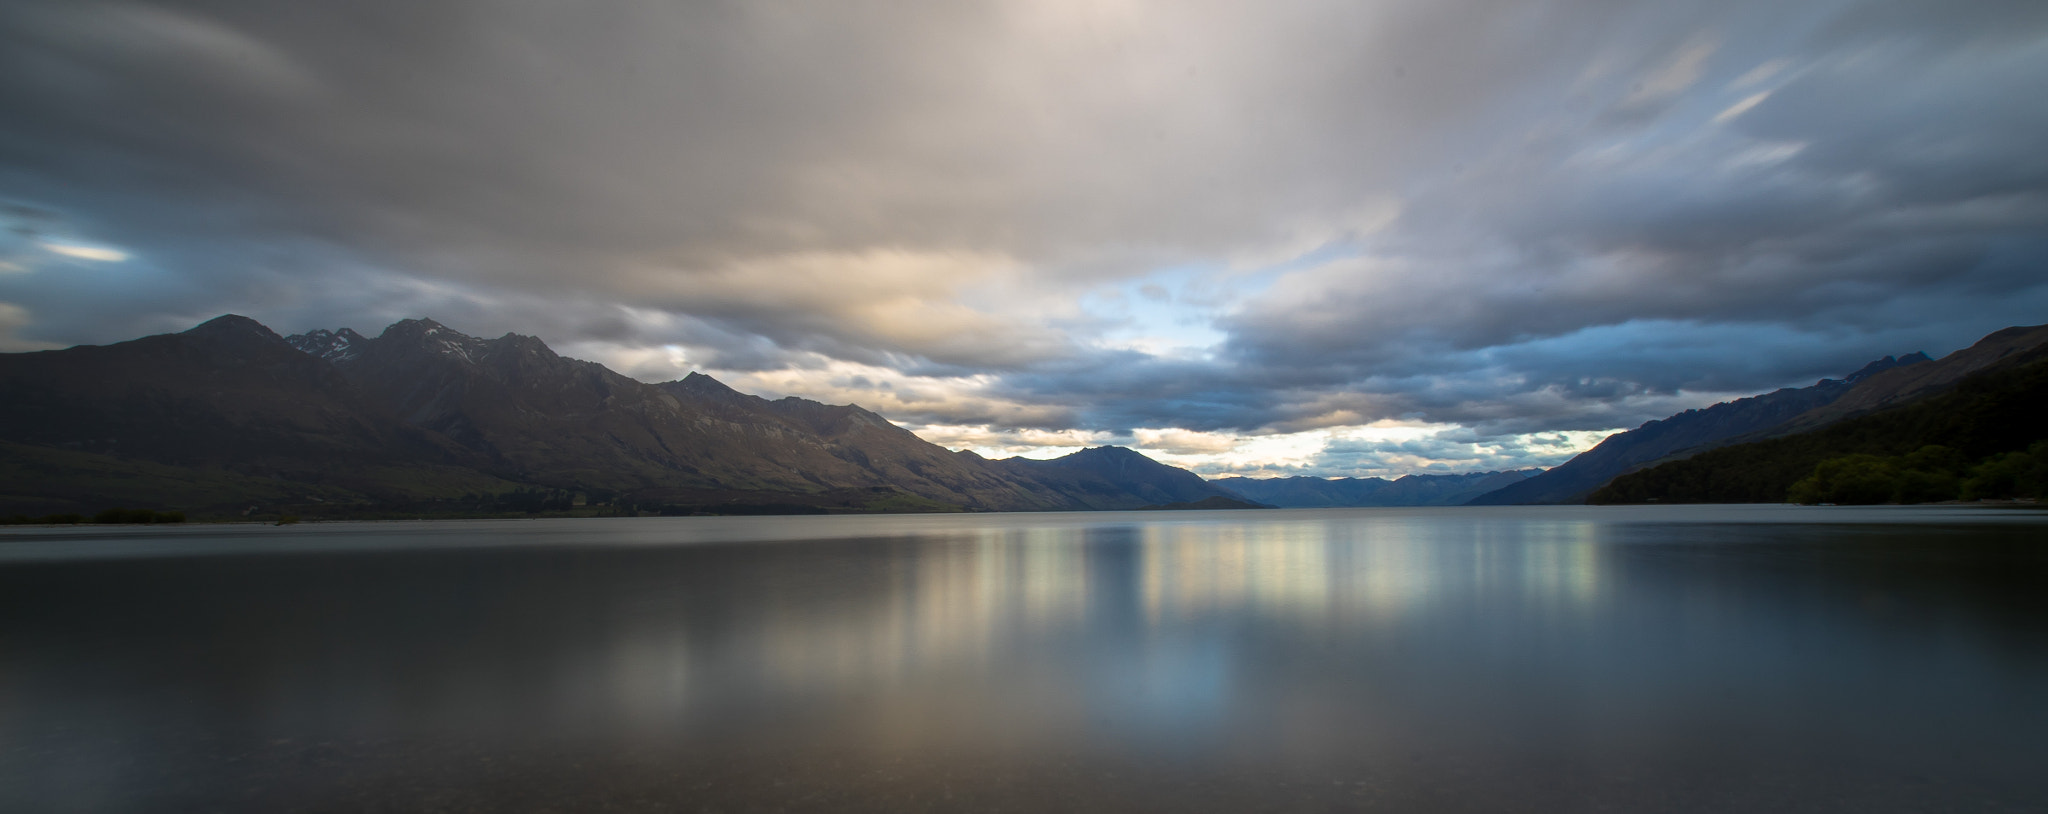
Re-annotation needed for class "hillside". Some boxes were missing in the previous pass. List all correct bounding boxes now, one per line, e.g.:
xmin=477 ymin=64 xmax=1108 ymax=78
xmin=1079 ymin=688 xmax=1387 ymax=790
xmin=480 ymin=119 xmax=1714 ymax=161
xmin=1756 ymin=324 xmax=2048 ymax=439
xmin=1466 ymin=354 xmax=1926 ymax=505
xmin=1588 ymin=341 xmax=2048 ymax=504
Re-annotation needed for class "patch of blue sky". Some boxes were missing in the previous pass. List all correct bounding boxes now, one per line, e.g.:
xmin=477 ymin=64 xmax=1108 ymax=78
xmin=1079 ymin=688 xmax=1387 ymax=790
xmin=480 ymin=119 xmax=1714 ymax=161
xmin=1084 ymin=264 xmax=1226 ymax=356
xmin=1088 ymin=240 xmax=1372 ymax=358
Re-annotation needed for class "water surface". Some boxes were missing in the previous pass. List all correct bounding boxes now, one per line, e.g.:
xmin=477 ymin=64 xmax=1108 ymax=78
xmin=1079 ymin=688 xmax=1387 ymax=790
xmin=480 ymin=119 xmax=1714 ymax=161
xmin=3 ymin=505 xmax=2045 ymax=811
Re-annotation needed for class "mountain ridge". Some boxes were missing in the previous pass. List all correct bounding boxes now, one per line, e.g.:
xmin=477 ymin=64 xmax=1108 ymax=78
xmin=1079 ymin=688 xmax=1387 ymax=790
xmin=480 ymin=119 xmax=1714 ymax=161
xmin=1589 ymin=336 xmax=2048 ymax=504
xmin=0 ymin=315 xmax=1235 ymax=518
xmin=1464 ymin=352 xmax=1930 ymax=505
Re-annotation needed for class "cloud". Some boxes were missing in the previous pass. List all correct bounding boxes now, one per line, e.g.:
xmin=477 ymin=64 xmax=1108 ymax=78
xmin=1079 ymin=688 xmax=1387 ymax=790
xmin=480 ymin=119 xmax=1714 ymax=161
xmin=0 ymin=0 xmax=2043 ymax=475
xmin=0 ymin=302 xmax=62 ymax=352
xmin=1294 ymin=426 xmax=1620 ymax=479
xmin=41 ymin=242 xmax=127 ymax=262
xmin=901 ymin=424 xmax=1120 ymax=460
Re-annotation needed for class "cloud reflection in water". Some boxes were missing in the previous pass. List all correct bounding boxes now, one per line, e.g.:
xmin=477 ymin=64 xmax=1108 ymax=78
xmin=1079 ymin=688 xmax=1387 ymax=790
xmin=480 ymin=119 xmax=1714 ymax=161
xmin=3 ymin=507 xmax=2043 ymax=811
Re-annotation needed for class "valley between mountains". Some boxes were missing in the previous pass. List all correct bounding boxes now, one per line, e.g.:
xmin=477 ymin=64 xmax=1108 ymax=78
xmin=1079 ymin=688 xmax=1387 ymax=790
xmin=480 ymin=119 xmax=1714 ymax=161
xmin=1 ymin=316 xmax=2043 ymax=521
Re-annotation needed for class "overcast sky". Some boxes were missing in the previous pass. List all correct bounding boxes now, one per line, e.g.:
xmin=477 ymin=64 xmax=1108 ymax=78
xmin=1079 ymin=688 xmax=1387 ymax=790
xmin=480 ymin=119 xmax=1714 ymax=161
xmin=2 ymin=0 xmax=2045 ymax=477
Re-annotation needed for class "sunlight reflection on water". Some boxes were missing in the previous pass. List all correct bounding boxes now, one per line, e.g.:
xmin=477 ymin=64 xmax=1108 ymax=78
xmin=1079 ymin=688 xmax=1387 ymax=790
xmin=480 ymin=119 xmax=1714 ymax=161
xmin=2 ymin=506 xmax=2045 ymax=811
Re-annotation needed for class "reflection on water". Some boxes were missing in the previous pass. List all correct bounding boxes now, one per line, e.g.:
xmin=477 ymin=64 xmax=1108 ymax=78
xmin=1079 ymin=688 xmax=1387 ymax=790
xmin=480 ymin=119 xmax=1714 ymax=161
xmin=1 ymin=506 xmax=2045 ymax=811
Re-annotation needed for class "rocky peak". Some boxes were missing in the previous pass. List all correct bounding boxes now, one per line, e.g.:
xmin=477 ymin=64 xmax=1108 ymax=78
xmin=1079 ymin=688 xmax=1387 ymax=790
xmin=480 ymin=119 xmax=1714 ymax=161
xmin=490 ymin=333 xmax=558 ymax=359
xmin=285 ymin=327 xmax=369 ymax=363
xmin=377 ymin=318 xmax=487 ymax=362
xmin=1843 ymin=352 xmax=1930 ymax=385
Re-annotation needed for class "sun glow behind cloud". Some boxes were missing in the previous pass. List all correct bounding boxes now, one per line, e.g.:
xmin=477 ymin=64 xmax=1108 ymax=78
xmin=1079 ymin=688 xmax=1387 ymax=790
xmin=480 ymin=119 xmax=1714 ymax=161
xmin=886 ymin=418 xmax=1618 ymax=478
xmin=1 ymin=0 xmax=2044 ymax=478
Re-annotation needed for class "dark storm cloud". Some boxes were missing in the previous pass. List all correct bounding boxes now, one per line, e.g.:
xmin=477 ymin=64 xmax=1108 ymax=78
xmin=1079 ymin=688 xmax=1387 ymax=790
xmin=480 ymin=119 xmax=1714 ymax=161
xmin=0 ymin=0 xmax=2044 ymax=466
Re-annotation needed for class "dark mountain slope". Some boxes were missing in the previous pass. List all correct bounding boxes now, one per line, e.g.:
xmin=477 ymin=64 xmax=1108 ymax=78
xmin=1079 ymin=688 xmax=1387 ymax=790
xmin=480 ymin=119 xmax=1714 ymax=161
xmin=1466 ymin=354 xmax=1926 ymax=505
xmin=1590 ymin=340 xmax=2048 ymax=504
xmin=329 ymin=318 xmax=794 ymax=493
xmin=0 ymin=315 xmax=1264 ymax=517
xmin=654 ymin=374 xmax=1071 ymax=511
xmin=315 ymin=320 xmax=1086 ymax=508
xmin=0 ymin=316 xmax=504 ymax=514
xmin=0 ymin=315 xmax=464 ymax=471
xmin=1764 ymin=325 xmax=2048 ymax=438
xmin=318 ymin=320 xmax=1232 ymax=511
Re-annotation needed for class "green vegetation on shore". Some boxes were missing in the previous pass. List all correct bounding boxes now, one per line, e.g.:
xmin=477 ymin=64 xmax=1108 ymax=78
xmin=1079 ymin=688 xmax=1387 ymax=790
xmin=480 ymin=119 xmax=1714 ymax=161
xmin=1783 ymin=443 xmax=2045 ymax=505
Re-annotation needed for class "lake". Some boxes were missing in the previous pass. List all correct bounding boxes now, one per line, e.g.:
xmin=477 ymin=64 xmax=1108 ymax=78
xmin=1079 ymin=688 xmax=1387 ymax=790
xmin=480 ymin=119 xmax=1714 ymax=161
xmin=2 ymin=505 xmax=2045 ymax=812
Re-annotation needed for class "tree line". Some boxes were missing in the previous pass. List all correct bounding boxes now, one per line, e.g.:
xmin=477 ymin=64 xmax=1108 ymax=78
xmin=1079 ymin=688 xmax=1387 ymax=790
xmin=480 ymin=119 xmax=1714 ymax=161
xmin=1785 ymin=443 xmax=2045 ymax=505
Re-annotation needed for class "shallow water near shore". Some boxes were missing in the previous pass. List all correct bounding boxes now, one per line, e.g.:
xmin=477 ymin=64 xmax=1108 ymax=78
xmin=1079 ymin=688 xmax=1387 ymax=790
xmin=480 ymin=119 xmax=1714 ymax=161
xmin=3 ymin=505 xmax=2045 ymax=812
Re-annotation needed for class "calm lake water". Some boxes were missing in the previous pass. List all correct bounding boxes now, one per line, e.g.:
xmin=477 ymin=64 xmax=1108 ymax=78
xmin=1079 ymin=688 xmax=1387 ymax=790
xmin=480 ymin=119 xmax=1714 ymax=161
xmin=2 ymin=505 xmax=2045 ymax=812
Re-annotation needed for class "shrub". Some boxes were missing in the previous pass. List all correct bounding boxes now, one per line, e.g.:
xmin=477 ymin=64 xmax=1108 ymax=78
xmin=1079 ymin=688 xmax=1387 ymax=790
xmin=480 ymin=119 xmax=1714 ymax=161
xmin=1787 ymin=446 xmax=1970 ymax=505
xmin=1961 ymin=441 xmax=2048 ymax=500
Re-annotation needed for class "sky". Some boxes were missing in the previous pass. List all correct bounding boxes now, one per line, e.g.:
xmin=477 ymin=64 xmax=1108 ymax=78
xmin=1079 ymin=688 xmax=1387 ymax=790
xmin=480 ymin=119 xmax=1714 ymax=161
xmin=2 ymin=0 xmax=2045 ymax=478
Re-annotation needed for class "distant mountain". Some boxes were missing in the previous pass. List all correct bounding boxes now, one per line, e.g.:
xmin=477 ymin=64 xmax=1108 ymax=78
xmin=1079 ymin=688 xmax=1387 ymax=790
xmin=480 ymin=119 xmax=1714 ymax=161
xmin=996 ymin=446 xmax=1237 ymax=510
xmin=1136 ymin=495 xmax=1268 ymax=511
xmin=1590 ymin=330 xmax=2048 ymax=504
xmin=1464 ymin=352 xmax=1929 ymax=505
xmin=1211 ymin=476 xmax=1388 ymax=508
xmin=0 ymin=316 xmax=1233 ymax=518
xmin=1211 ymin=470 xmax=1540 ymax=508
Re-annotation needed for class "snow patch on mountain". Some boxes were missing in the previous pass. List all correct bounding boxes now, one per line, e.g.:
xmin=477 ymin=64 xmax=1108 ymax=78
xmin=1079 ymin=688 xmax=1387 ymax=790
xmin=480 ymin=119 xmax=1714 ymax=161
xmin=285 ymin=327 xmax=368 ymax=363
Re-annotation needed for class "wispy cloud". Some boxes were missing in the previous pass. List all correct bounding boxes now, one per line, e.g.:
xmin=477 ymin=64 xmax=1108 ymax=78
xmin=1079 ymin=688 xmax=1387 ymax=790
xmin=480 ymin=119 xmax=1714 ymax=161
xmin=41 ymin=242 xmax=128 ymax=262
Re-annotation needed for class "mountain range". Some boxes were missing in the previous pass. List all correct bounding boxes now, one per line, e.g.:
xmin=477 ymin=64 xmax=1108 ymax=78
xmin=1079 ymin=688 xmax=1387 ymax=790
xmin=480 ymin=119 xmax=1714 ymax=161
xmin=9 ymin=315 xmax=2039 ymax=519
xmin=1213 ymin=470 xmax=1539 ymax=508
xmin=0 ymin=316 xmax=1241 ymax=519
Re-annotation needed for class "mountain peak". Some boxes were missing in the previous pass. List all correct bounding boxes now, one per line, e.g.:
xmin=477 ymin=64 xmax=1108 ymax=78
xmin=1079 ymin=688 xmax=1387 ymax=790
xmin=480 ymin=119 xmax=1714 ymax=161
xmin=995 ymin=444 xmax=1231 ymax=508
xmin=1073 ymin=445 xmax=1146 ymax=459
xmin=1041 ymin=446 xmax=1171 ymax=471
xmin=677 ymin=371 xmax=741 ymax=394
xmin=375 ymin=318 xmax=486 ymax=362
xmin=285 ymin=327 xmax=369 ymax=363
xmin=491 ymin=332 xmax=559 ymax=359
xmin=663 ymin=371 xmax=758 ymax=407
xmin=181 ymin=314 xmax=286 ymax=346
xmin=379 ymin=317 xmax=456 ymax=339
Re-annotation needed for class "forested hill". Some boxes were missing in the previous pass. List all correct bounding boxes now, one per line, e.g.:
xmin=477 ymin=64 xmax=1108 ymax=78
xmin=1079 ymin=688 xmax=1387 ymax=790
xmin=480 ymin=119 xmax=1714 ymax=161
xmin=1588 ymin=341 xmax=2048 ymax=504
